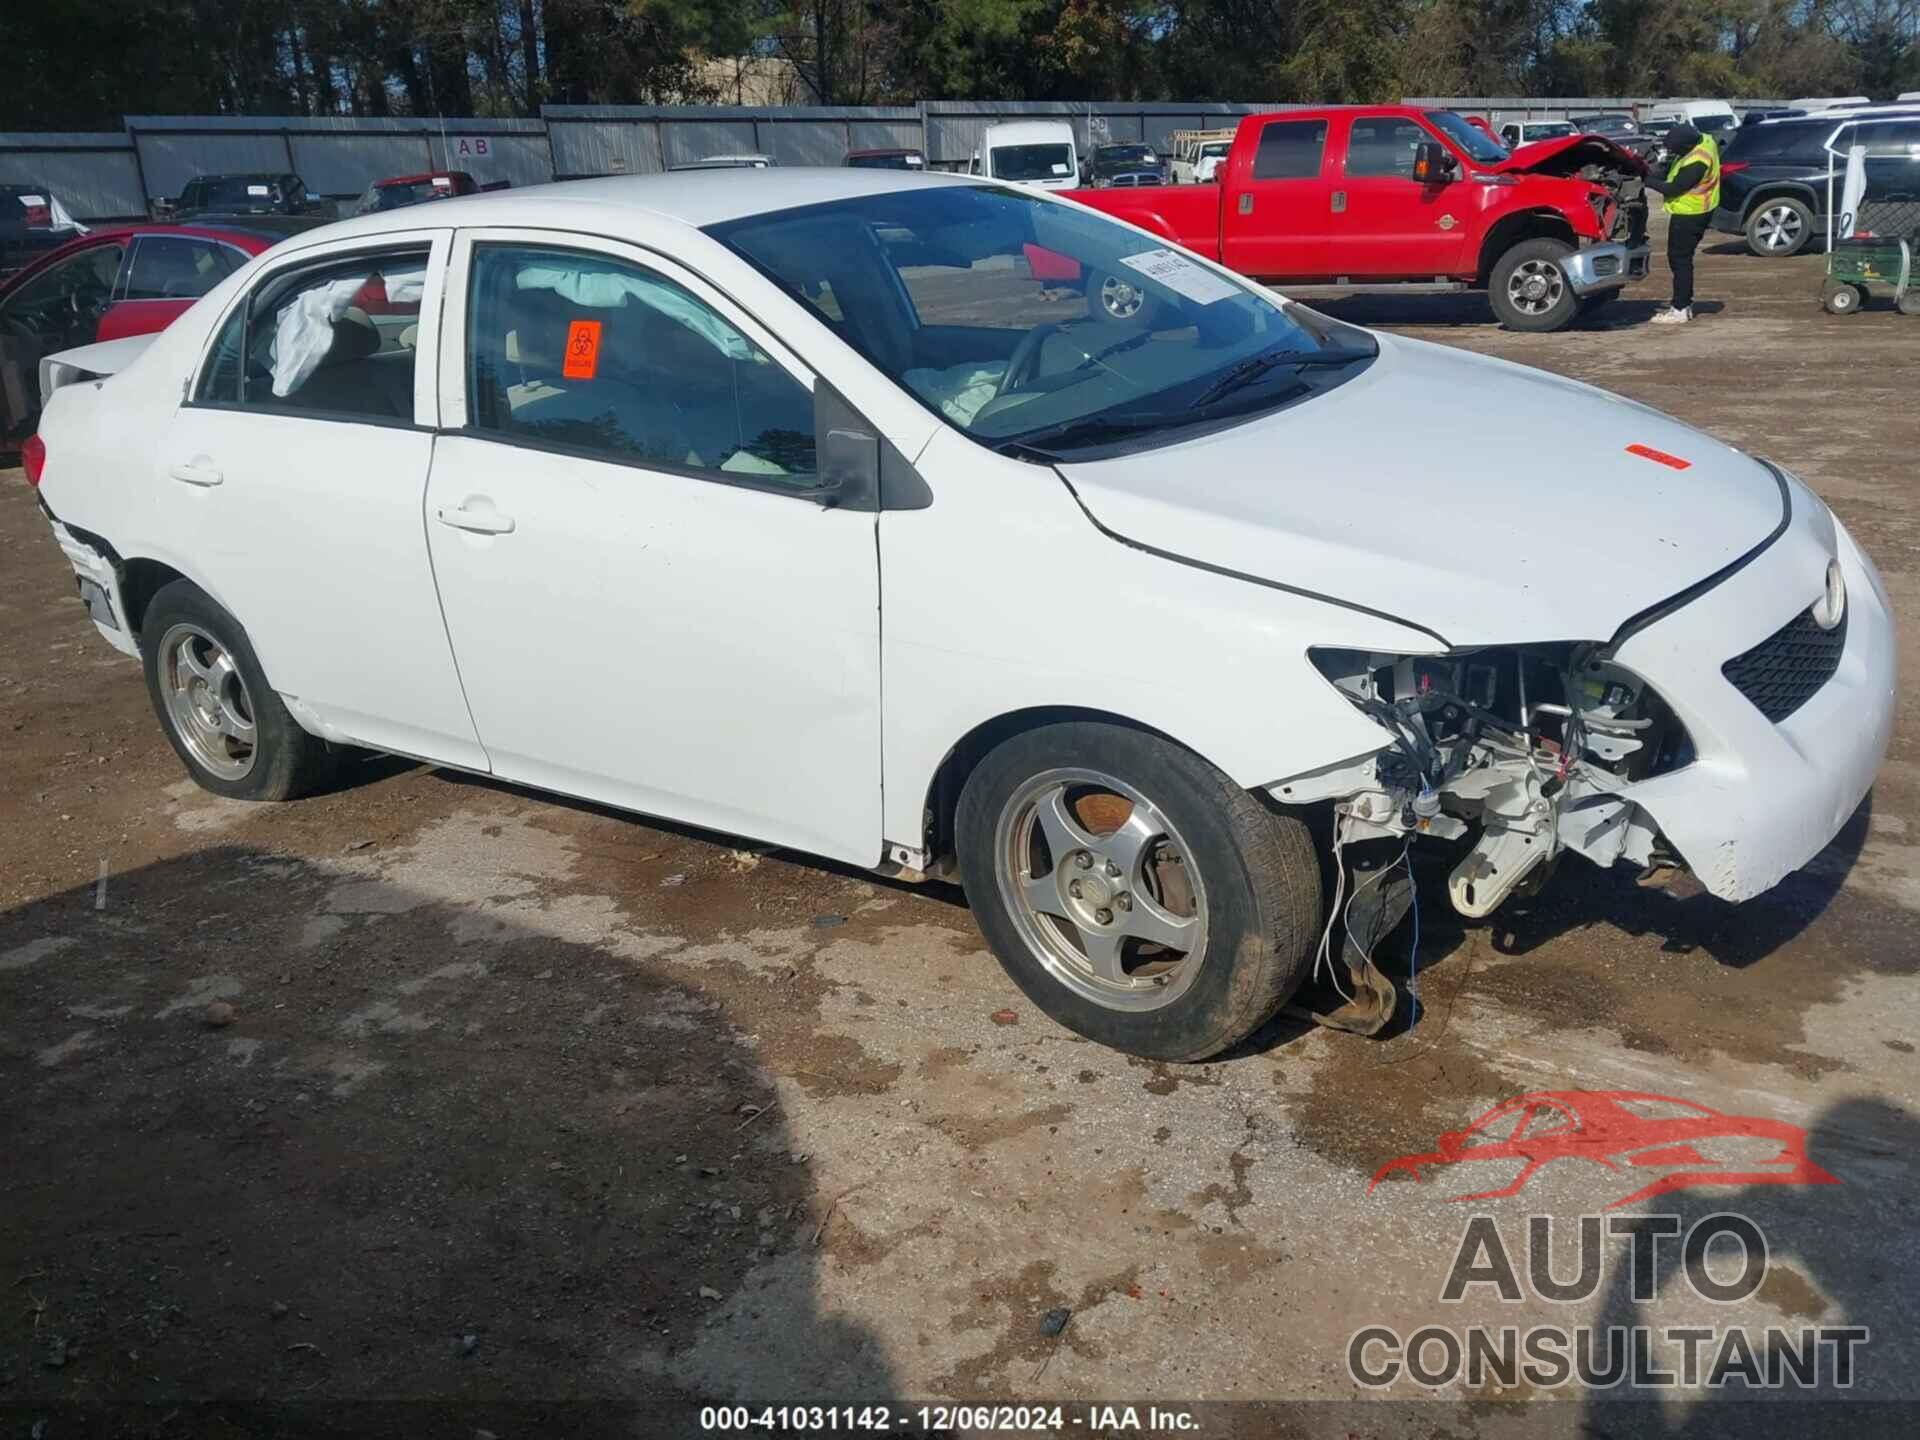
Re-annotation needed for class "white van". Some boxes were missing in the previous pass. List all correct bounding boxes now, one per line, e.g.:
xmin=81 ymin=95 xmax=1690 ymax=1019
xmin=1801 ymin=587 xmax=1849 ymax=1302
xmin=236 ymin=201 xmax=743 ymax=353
xmin=1642 ymin=100 xmax=1739 ymax=143
xmin=970 ymin=121 xmax=1080 ymax=191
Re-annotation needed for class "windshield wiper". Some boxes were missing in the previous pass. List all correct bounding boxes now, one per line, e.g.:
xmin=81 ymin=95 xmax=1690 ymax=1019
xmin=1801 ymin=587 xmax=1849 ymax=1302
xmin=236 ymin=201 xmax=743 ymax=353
xmin=1189 ymin=345 xmax=1376 ymax=409
xmin=994 ymin=410 xmax=1194 ymax=458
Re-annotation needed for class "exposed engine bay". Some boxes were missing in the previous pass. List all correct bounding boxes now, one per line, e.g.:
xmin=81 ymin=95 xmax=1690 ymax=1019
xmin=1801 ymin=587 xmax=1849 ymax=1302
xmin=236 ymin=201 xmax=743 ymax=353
xmin=1510 ymin=135 xmax=1651 ymax=249
xmin=1302 ymin=645 xmax=1691 ymax=914
xmin=1273 ymin=644 xmax=1693 ymax=1034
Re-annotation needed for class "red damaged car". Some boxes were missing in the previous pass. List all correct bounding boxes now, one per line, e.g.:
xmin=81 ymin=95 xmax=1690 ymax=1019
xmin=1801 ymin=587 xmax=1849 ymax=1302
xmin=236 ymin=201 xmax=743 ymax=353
xmin=0 ymin=221 xmax=280 ymax=442
xmin=1369 ymin=1091 xmax=1839 ymax=1210
xmin=1066 ymin=105 xmax=1650 ymax=332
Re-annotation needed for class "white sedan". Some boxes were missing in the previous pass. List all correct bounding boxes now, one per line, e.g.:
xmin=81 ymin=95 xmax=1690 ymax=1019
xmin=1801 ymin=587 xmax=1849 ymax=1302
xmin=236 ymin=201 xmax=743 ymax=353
xmin=27 ymin=169 xmax=1895 ymax=1060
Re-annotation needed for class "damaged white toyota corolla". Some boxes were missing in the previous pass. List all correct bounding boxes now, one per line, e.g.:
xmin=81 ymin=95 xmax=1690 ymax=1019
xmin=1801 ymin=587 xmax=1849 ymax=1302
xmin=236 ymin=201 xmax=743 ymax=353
xmin=28 ymin=171 xmax=1896 ymax=1061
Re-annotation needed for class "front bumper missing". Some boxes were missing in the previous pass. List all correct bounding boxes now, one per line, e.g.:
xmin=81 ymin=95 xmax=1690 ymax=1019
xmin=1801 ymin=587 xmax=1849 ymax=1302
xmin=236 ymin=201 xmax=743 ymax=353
xmin=1564 ymin=242 xmax=1651 ymax=295
xmin=48 ymin=517 xmax=138 ymax=659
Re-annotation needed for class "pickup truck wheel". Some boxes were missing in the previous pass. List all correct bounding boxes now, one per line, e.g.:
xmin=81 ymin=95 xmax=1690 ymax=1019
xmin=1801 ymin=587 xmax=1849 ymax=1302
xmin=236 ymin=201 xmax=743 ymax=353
xmin=141 ymin=579 xmax=336 ymax=802
xmin=1087 ymin=267 xmax=1160 ymax=327
xmin=955 ymin=721 xmax=1320 ymax=1061
xmin=1746 ymin=199 xmax=1812 ymax=257
xmin=1490 ymin=239 xmax=1579 ymax=332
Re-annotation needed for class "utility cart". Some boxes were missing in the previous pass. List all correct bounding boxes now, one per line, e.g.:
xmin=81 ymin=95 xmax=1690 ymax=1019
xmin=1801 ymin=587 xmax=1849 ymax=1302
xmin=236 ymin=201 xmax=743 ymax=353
xmin=1820 ymin=118 xmax=1920 ymax=315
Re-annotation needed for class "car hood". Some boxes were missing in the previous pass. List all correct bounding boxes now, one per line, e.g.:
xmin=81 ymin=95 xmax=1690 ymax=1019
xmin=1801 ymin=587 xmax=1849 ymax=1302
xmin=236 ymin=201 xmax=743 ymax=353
xmin=1495 ymin=134 xmax=1649 ymax=176
xmin=1055 ymin=334 xmax=1786 ymax=648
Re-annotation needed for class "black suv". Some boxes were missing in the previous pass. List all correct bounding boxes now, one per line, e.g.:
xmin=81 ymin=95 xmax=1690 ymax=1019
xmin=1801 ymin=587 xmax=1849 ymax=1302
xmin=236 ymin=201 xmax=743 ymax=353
xmin=1715 ymin=111 xmax=1920 ymax=256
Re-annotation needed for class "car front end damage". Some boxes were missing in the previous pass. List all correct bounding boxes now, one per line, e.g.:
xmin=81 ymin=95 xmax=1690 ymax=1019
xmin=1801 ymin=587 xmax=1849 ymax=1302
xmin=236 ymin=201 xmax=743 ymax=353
xmin=1272 ymin=464 xmax=1893 ymax=1016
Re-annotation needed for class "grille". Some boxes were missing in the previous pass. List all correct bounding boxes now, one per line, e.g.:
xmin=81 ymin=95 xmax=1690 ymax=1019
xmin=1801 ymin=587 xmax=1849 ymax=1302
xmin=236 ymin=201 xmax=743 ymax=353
xmin=1721 ymin=605 xmax=1847 ymax=723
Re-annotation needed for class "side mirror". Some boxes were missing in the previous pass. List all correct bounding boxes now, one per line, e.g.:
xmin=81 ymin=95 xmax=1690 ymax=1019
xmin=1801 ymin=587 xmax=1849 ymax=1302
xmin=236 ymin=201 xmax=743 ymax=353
xmin=808 ymin=383 xmax=879 ymax=510
xmin=1412 ymin=141 xmax=1456 ymax=184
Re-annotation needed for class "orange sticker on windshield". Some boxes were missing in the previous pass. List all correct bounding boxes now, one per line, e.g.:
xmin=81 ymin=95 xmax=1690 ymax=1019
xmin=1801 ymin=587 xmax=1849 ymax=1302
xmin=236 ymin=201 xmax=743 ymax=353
xmin=563 ymin=319 xmax=602 ymax=379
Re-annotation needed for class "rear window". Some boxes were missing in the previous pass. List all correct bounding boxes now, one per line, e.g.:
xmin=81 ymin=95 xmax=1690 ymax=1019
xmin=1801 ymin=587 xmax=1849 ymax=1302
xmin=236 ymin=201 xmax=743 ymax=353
xmin=1251 ymin=120 xmax=1328 ymax=180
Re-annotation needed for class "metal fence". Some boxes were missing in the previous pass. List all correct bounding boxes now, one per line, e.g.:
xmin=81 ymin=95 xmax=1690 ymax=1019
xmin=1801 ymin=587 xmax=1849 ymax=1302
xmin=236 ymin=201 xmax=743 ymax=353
xmin=4 ymin=97 xmax=1793 ymax=222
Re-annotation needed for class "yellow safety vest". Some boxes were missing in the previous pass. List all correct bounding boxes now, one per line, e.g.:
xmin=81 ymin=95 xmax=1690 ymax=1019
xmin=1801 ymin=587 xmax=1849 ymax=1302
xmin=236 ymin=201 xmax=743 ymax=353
xmin=1664 ymin=137 xmax=1721 ymax=216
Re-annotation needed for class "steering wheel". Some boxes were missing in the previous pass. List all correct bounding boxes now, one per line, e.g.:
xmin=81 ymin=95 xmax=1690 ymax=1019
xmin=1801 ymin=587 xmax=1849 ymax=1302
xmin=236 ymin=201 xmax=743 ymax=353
xmin=995 ymin=323 xmax=1061 ymax=400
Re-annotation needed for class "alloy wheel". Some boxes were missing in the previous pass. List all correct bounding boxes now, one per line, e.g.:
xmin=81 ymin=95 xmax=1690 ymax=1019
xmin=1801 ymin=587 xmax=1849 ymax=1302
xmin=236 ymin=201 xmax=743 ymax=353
xmin=992 ymin=768 xmax=1209 ymax=1012
xmin=1754 ymin=205 xmax=1805 ymax=253
xmin=159 ymin=622 xmax=258 ymax=780
xmin=1506 ymin=259 xmax=1566 ymax=316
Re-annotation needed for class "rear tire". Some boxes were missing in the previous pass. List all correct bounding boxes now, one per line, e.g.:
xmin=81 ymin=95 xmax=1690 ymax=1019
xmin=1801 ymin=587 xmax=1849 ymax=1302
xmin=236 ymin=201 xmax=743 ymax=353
xmin=955 ymin=721 xmax=1320 ymax=1061
xmin=141 ymin=580 xmax=336 ymax=802
xmin=1745 ymin=198 xmax=1813 ymax=257
xmin=1897 ymin=289 xmax=1920 ymax=317
xmin=1489 ymin=238 xmax=1579 ymax=332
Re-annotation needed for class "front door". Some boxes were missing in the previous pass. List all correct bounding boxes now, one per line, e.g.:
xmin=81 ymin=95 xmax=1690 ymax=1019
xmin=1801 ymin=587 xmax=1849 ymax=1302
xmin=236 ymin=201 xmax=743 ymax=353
xmin=158 ymin=231 xmax=486 ymax=768
xmin=1220 ymin=116 xmax=1333 ymax=280
xmin=1334 ymin=114 xmax=1472 ymax=278
xmin=424 ymin=231 xmax=883 ymax=865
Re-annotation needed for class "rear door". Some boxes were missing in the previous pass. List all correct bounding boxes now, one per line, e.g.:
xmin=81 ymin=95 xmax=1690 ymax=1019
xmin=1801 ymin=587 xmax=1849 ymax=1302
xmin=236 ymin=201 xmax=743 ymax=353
xmin=422 ymin=228 xmax=883 ymax=865
xmin=1220 ymin=115 xmax=1332 ymax=279
xmin=156 ymin=230 xmax=486 ymax=768
xmin=1333 ymin=113 xmax=1472 ymax=277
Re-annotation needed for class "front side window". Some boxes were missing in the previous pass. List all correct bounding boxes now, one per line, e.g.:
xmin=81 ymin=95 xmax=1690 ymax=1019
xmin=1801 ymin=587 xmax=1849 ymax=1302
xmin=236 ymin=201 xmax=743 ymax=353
xmin=124 ymin=236 xmax=239 ymax=301
xmin=193 ymin=245 xmax=427 ymax=420
xmin=990 ymin=144 xmax=1076 ymax=182
xmin=465 ymin=245 xmax=816 ymax=487
xmin=709 ymin=184 xmax=1376 ymax=459
xmin=1346 ymin=118 xmax=1432 ymax=179
xmin=2 ymin=244 xmax=123 ymax=318
xmin=1251 ymin=121 xmax=1327 ymax=180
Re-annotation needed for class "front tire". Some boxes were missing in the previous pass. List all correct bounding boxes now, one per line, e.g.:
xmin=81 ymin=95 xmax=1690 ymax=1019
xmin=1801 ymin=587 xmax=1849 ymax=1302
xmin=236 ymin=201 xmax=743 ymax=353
xmin=1822 ymin=280 xmax=1862 ymax=315
xmin=955 ymin=722 xmax=1320 ymax=1061
xmin=1745 ymin=198 xmax=1813 ymax=257
xmin=141 ymin=580 xmax=335 ymax=801
xmin=1489 ymin=239 xmax=1579 ymax=331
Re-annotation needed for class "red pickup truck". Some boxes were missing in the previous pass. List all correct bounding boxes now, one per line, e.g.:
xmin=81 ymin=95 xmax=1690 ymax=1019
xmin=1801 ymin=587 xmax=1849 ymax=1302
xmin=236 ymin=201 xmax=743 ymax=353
xmin=1067 ymin=106 xmax=1649 ymax=332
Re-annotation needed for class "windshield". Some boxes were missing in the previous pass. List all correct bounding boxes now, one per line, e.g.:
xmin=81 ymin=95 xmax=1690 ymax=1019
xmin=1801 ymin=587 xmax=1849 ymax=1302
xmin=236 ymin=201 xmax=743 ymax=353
xmin=1697 ymin=113 xmax=1738 ymax=134
xmin=355 ymin=179 xmax=450 ymax=214
xmin=990 ymin=144 xmax=1076 ymax=182
xmin=707 ymin=185 xmax=1376 ymax=457
xmin=847 ymin=152 xmax=923 ymax=169
xmin=1097 ymin=145 xmax=1156 ymax=165
xmin=1576 ymin=116 xmax=1634 ymax=135
xmin=1525 ymin=122 xmax=1576 ymax=141
xmin=1428 ymin=111 xmax=1507 ymax=164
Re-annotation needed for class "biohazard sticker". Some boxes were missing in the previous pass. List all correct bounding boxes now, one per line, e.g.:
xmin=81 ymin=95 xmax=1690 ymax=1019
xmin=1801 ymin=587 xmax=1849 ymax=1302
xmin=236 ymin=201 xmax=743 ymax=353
xmin=563 ymin=319 xmax=602 ymax=380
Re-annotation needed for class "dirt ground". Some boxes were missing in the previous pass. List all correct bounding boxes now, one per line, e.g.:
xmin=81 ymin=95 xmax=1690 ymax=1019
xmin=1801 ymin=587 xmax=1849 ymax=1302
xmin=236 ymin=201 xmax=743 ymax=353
xmin=3 ymin=217 xmax=1917 ymax=1438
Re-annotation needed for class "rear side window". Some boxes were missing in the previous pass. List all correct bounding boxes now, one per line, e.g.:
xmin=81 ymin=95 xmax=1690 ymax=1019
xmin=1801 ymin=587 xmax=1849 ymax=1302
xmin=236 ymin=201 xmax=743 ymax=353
xmin=124 ymin=236 xmax=239 ymax=301
xmin=1726 ymin=123 xmax=1832 ymax=165
xmin=193 ymin=245 xmax=428 ymax=421
xmin=465 ymin=244 xmax=817 ymax=488
xmin=1346 ymin=118 xmax=1429 ymax=178
xmin=1252 ymin=120 xmax=1327 ymax=180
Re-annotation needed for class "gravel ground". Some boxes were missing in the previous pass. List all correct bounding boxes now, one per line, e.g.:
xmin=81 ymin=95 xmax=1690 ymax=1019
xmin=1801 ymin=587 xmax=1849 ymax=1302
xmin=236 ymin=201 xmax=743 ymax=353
xmin=2 ymin=216 xmax=1916 ymax=1438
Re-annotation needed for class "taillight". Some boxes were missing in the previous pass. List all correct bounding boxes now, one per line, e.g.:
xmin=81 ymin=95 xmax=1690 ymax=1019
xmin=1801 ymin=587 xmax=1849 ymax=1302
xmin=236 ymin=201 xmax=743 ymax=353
xmin=21 ymin=433 xmax=47 ymax=486
xmin=1721 ymin=161 xmax=1748 ymax=174
xmin=23 ymin=203 xmax=50 ymax=227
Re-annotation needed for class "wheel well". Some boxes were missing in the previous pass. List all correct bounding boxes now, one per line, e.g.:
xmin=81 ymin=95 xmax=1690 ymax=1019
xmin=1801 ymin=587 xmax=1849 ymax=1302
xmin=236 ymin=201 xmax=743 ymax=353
xmin=119 ymin=558 xmax=187 ymax=640
xmin=1739 ymin=184 xmax=1816 ymax=221
xmin=1476 ymin=211 xmax=1580 ymax=285
xmin=918 ymin=706 xmax=1187 ymax=866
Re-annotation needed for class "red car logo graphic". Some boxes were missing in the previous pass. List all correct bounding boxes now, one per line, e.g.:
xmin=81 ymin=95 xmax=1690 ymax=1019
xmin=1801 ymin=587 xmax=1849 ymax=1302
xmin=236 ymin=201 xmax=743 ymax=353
xmin=1369 ymin=1091 xmax=1839 ymax=1210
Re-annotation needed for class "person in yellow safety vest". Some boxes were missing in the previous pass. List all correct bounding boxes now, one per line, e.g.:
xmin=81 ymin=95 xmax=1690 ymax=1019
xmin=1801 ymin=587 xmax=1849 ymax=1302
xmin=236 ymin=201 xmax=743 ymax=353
xmin=1642 ymin=123 xmax=1721 ymax=325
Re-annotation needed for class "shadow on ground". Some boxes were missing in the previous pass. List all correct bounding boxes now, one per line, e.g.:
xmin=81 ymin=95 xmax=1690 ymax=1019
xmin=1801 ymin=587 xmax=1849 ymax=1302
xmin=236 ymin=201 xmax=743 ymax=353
xmin=0 ymin=847 xmax=904 ymax=1436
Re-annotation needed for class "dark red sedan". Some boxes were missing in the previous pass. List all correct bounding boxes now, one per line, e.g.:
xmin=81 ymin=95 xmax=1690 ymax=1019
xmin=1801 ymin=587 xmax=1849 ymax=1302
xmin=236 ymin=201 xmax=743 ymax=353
xmin=0 ymin=221 xmax=280 ymax=441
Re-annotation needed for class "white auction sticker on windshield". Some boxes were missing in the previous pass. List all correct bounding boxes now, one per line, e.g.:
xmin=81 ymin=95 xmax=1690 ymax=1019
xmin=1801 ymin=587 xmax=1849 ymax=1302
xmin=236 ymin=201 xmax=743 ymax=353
xmin=1118 ymin=248 xmax=1241 ymax=305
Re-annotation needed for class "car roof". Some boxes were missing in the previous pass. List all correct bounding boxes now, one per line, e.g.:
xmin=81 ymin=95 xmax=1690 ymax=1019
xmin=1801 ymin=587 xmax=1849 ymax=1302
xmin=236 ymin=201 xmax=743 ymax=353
xmin=256 ymin=169 xmax=982 ymax=238
xmin=845 ymin=147 xmax=919 ymax=157
xmin=979 ymin=121 xmax=1076 ymax=143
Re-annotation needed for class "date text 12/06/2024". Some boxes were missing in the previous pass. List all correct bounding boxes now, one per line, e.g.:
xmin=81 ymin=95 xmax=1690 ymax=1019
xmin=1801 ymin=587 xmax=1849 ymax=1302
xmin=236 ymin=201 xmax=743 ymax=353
xmin=700 ymin=1405 xmax=1201 ymax=1432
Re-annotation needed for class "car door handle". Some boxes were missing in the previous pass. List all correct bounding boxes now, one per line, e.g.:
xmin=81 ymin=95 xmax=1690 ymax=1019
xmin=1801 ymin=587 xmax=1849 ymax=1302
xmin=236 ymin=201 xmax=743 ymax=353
xmin=1331 ymin=190 xmax=1347 ymax=213
xmin=168 ymin=462 xmax=223 ymax=487
xmin=436 ymin=503 xmax=516 ymax=535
